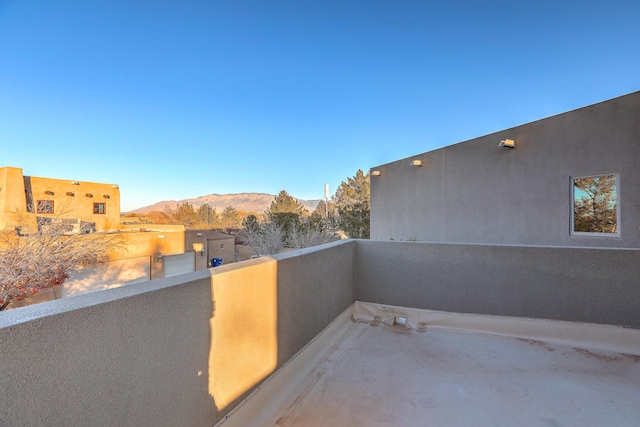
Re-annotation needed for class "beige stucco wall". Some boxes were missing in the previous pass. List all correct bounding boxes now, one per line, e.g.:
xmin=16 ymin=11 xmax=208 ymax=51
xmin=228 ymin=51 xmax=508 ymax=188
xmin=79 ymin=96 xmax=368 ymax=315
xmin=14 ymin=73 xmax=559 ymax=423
xmin=235 ymin=245 xmax=255 ymax=261
xmin=2 ymin=239 xmax=640 ymax=425
xmin=206 ymin=232 xmax=236 ymax=266
xmin=0 ymin=166 xmax=36 ymax=230
xmin=0 ymin=239 xmax=356 ymax=426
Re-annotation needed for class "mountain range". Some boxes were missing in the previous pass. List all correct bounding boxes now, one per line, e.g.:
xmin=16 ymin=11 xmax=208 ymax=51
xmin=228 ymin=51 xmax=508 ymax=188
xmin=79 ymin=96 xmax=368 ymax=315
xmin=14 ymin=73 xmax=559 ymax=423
xmin=130 ymin=193 xmax=322 ymax=214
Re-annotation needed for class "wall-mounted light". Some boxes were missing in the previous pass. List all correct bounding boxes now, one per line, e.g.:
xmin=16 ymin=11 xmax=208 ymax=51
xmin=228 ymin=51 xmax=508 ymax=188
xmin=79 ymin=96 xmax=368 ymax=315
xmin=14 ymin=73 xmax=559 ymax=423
xmin=66 ymin=192 xmax=74 ymax=197
xmin=200 ymin=249 xmax=206 ymax=256
xmin=44 ymin=190 xmax=54 ymax=195
xmin=196 ymin=232 xmax=203 ymax=237
xmin=157 ymin=252 xmax=163 ymax=262
xmin=371 ymin=170 xmax=381 ymax=176
xmin=85 ymin=193 xmax=93 ymax=198
xmin=410 ymin=160 xmax=422 ymax=166
xmin=499 ymin=139 xmax=515 ymax=148
xmin=158 ymin=234 xmax=166 ymax=239
xmin=103 ymin=194 xmax=110 ymax=199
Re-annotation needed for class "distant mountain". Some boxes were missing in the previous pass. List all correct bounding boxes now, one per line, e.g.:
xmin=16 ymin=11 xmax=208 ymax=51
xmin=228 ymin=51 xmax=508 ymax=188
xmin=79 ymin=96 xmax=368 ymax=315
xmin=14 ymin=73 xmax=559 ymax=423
xmin=130 ymin=193 xmax=322 ymax=214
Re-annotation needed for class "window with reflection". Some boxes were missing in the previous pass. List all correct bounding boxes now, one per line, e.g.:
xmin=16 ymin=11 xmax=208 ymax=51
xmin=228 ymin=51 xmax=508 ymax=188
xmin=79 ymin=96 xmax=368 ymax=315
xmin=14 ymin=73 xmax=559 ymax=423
xmin=572 ymin=174 xmax=618 ymax=235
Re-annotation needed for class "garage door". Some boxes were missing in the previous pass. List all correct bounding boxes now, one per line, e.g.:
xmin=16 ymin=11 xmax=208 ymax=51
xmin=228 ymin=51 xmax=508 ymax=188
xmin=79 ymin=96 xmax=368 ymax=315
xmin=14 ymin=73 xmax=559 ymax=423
xmin=164 ymin=251 xmax=195 ymax=277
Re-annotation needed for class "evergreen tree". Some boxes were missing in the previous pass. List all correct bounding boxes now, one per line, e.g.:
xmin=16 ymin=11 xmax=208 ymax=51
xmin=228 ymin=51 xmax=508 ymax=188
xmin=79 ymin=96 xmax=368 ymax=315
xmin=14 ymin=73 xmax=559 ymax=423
xmin=267 ymin=190 xmax=304 ymax=240
xmin=334 ymin=169 xmax=370 ymax=239
xmin=167 ymin=202 xmax=201 ymax=229
xmin=197 ymin=204 xmax=219 ymax=228
xmin=220 ymin=206 xmax=242 ymax=229
xmin=310 ymin=200 xmax=338 ymax=233
xmin=268 ymin=190 xmax=304 ymax=215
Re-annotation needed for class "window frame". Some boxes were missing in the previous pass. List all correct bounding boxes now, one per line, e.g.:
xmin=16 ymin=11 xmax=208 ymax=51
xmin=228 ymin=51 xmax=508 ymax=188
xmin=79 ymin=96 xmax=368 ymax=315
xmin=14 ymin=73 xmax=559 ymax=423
xmin=36 ymin=200 xmax=54 ymax=214
xmin=93 ymin=202 xmax=107 ymax=215
xmin=570 ymin=173 xmax=620 ymax=237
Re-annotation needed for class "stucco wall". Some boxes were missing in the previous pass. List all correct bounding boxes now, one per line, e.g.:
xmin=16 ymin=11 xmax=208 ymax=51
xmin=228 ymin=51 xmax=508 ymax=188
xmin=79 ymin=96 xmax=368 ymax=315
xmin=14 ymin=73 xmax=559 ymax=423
xmin=0 ymin=166 xmax=36 ymax=230
xmin=206 ymin=232 xmax=236 ymax=265
xmin=370 ymin=91 xmax=640 ymax=248
xmin=2 ymin=239 xmax=639 ymax=425
xmin=355 ymin=240 xmax=640 ymax=328
xmin=0 ymin=240 xmax=355 ymax=427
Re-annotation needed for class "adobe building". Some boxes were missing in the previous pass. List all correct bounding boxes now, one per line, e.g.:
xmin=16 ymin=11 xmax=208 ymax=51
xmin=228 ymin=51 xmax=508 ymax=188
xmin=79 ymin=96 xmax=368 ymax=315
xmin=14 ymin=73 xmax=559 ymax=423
xmin=370 ymin=90 xmax=640 ymax=248
xmin=0 ymin=166 xmax=121 ymax=232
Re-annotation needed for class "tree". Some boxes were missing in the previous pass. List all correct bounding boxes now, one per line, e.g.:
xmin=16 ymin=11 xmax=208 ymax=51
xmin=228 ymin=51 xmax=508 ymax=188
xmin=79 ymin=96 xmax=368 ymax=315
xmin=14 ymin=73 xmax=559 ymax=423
xmin=0 ymin=212 xmax=124 ymax=311
xmin=146 ymin=210 xmax=172 ymax=224
xmin=310 ymin=199 xmax=336 ymax=226
xmin=267 ymin=190 xmax=305 ymax=241
xmin=197 ymin=204 xmax=219 ymax=229
xmin=242 ymin=221 xmax=285 ymax=256
xmin=165 ymin=202 xmax=202 ymax=229
xmin=268 ymin=190 xmax=304 ymax=215
xmin=574 ymin=175 xmax=617 ymax=233
xmin=240 ymin=194 xmax=338 ymax=256
xmin=242 ymin=214 xmax=260 ymax=232
xmin=287 ymin=221 xmax=337 ymax=249
xmin=334 ymin=169 xmax=370 ymax=239
xmin=220 ymin=206 xmax=242 ymax=229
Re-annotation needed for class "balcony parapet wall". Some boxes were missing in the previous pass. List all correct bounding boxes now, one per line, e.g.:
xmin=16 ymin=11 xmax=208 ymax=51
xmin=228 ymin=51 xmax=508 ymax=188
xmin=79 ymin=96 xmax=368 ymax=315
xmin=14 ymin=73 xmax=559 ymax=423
xmin=2 ymin=240 xmax=639 ymax=426
xmin=0 ymin=239 xmax=356 ymax=427
xmin=356 ymin=241 xmax=640 ymax=328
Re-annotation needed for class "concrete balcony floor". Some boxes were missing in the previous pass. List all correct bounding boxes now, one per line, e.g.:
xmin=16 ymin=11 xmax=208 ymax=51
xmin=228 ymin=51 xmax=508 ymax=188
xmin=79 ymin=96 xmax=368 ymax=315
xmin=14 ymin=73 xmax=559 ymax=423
xmin=221 ymin=304 xmax=640 ymax=427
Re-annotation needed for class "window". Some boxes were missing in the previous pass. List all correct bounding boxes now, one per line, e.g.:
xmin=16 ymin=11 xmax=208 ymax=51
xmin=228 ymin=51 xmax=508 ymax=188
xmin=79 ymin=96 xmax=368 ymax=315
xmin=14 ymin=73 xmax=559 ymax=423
xmin=36 ymin=200 xmax=54 ymax=214
xmin=93 ymin=202 xmax=107 ymax=215
xmin=572 ymin=174 xmax=618 ymax=235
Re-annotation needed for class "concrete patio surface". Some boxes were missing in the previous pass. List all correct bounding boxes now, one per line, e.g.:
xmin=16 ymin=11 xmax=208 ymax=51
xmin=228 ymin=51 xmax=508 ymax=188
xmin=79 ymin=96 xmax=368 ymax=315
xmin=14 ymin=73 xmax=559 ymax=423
xmin=220 ymin=304 xmax=640 ymax=427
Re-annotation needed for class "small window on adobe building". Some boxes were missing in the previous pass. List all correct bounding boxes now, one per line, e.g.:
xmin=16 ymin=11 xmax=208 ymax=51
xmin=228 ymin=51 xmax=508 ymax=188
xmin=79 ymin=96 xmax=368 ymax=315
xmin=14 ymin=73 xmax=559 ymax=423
xmin=93 ymin=202 xmax=107 ymax=215
xmin=36 ymin=200 xmax=54 ymax=214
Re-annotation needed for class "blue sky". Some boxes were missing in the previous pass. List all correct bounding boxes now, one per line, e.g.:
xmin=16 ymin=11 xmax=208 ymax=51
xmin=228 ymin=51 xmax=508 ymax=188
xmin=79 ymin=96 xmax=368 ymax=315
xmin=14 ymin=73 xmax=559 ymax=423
xmin=1 ymin=1 xmax=638 ymax=211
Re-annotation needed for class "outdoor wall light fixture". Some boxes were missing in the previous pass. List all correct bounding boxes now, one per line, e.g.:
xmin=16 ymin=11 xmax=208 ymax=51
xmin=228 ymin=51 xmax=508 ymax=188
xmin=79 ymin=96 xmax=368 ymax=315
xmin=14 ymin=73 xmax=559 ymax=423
xmin=196 ymin=232 xmax=203 ymax=237
xmin=499 ymin=139 xmax=515 ymax=148
xmin=44 ymin=190 xmax=54 ymax=195
xmin=158 ymin=235 xmax=166 ymax=239
xmin=410 ymin=160 xmax=422 ymax=166
xmin=200 ymin=249 xmax=206 ymax=256
xmin=371 ymin=170 xmax=381 ymax=176
xmin=157 ymin=252 xmax=163 ymax=262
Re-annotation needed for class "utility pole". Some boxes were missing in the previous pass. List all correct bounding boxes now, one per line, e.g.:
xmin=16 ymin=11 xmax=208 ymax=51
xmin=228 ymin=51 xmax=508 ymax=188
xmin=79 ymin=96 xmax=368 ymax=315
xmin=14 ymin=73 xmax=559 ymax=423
xmin=324 ymin=183 xmax=329 ymax=219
